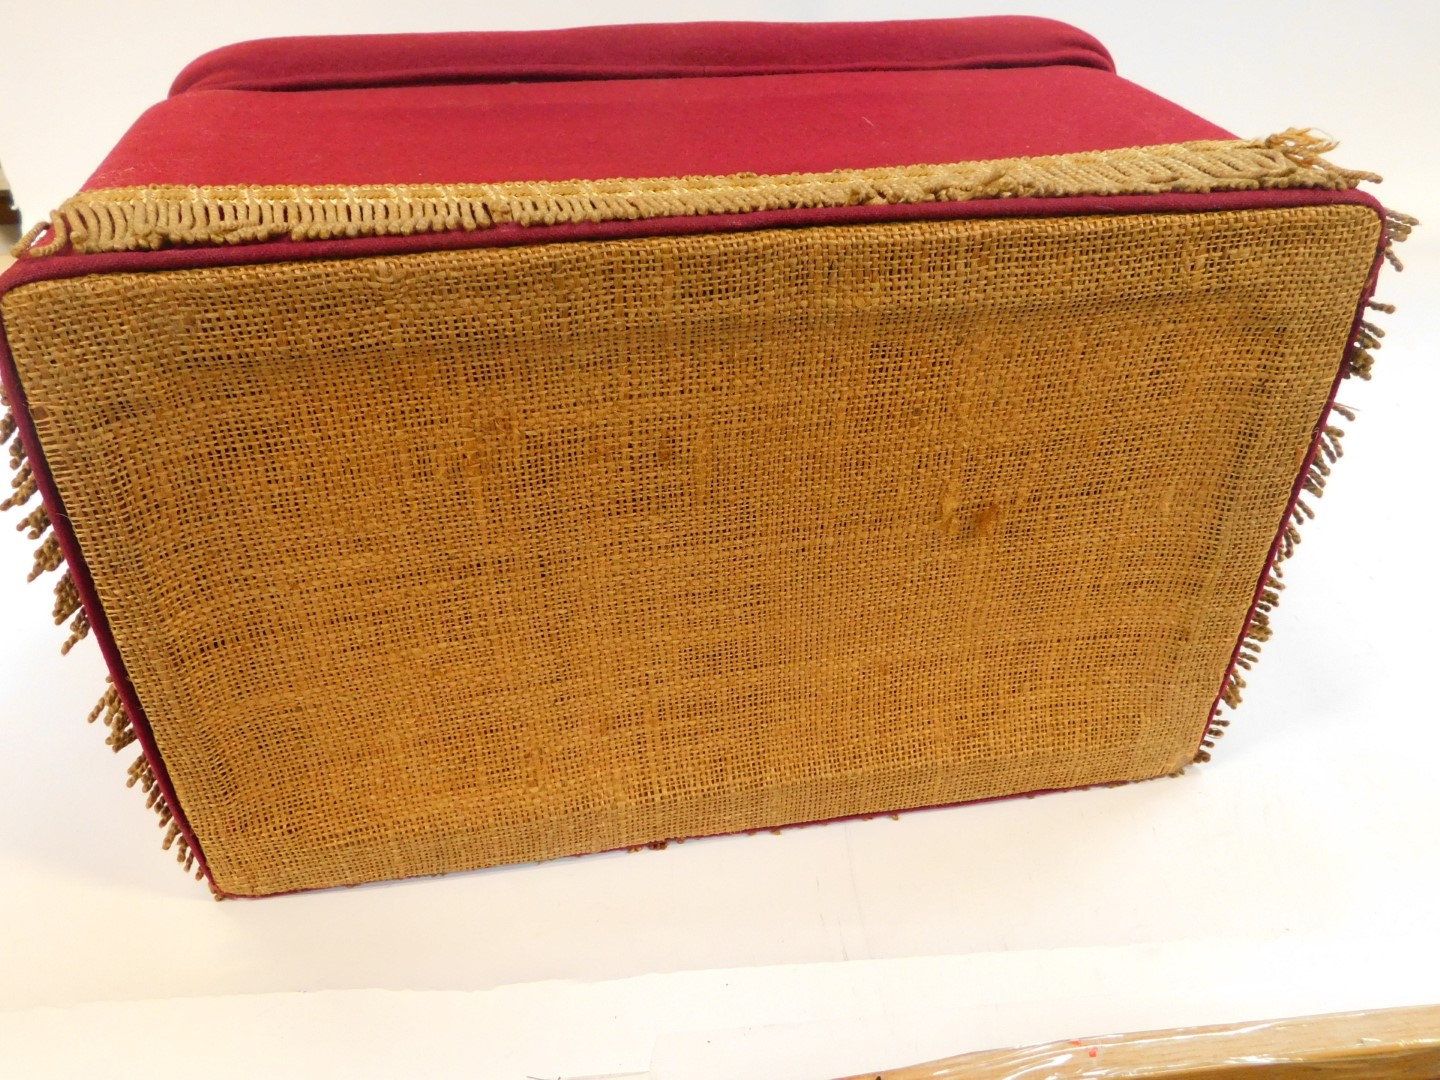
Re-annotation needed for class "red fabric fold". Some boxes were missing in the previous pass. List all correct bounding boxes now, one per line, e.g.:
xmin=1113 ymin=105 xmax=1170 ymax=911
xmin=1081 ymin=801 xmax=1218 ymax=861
xmin=170 ymin=17 xmax=1114 ymax=95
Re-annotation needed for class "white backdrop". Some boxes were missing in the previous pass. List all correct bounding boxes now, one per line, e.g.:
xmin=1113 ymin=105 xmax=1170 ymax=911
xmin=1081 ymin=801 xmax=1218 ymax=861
xmin=1 ymin=3 xmax=1438 ymax=1077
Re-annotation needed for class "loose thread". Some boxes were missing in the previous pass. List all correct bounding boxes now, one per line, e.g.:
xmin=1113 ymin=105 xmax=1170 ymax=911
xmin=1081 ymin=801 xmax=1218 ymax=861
xmin=1260 ymin=128 xmax=1383 ymax=185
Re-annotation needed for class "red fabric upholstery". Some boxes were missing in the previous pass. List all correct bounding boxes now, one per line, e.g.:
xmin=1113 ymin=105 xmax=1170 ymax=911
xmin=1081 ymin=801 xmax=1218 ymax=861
xmin=89 ymin=65 xmax=1232 ymax=193
xmin=7 ymin=16 xmax=1381 ymax=283
xmin=169 ymin=17 xmax=1114 ymax=95
xmin=0 ymin=18 xmax=1393 ymax=896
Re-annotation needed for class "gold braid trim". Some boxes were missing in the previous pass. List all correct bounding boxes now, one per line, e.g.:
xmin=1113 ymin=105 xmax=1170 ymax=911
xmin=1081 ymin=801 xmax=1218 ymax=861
xmin=12 ymin=129 xmax=1384 ymax=259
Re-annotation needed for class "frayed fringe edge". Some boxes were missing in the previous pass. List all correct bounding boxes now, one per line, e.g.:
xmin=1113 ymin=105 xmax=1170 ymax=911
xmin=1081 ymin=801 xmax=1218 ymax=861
xmin=0 ymin=412 xmax=94 ymax=655
xmin=3 ymin=386 xmax=206 ymax=887
xmin=1193 ymin=276 xmax=1412 ymax=764
xmin=126 ymin=750 xmax=207 ymax=883
xmin=1345 ymin=288 xmax=1414 ymax=379
xmin=87 ymin=680 xmax=136 ymax=753
xmin=11 ymin=129 xmax=1385 ymax=259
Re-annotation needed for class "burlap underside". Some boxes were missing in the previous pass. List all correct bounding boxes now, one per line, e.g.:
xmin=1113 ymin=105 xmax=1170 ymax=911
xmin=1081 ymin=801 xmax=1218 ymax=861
xmin=2 ymin=206 xmax=1379 ymax=896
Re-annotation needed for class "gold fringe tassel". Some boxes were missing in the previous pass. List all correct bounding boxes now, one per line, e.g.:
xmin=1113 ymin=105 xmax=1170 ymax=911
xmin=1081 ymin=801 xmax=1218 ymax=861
xmin=2 ymin=398 xmax=95 ymax=654
xmin=27 ymin=532 xmax=63 ymax=582
xmin=51 ymin=569 xmax=81 ymax=624
xmin=126 ymin=752 xmax=205 ymax=881
xmin=87 ymin=681 xmax=136 ymax=752
xmin=11 ymin=129 xmax=1385 ymax=259
xmin=1193 ymin=162 xmax=1414 ymax=764
xmin=2 ymin=398 xmax=199 ymax=887
xmin=17 ymin=504 xmax=49 ymax=540
xmin=60 ymin=608 xmax=91 ymax=655
xmin=2 ymin=384 xmax=37 ymax=516
xmin=1382 ymin=210 xmax=1419 ymax=271
xmin=2 ymin=460 xmax=36 ymax=512
xmin=1193 ymin=391 xmax=1365 ymax=764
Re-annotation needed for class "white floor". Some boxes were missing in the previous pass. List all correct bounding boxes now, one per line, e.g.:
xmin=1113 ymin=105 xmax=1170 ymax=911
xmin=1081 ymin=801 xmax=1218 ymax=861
xmin=3 ymin=3 xmax=1439 ymax=1074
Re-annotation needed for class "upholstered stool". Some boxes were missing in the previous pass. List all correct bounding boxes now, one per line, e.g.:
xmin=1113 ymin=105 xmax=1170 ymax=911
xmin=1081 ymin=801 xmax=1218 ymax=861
xmin=0 ymin=17 xmax=1410 ymax=896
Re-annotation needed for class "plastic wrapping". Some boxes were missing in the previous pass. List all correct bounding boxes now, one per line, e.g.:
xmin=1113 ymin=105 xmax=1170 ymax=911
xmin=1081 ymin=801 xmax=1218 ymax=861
xmin=837 ymin=1004 xmax=1440 ymax=1079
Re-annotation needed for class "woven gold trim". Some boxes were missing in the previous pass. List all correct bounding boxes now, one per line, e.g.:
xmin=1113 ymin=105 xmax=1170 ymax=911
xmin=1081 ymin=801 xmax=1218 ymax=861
xmin=10 ymin=129 xmax=1387 ymax=258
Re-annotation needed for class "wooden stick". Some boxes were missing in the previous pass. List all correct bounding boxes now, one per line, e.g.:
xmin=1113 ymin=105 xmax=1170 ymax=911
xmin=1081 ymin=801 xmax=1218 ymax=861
xmin=835 ymin=1004 xmax=1440 ymax=1079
